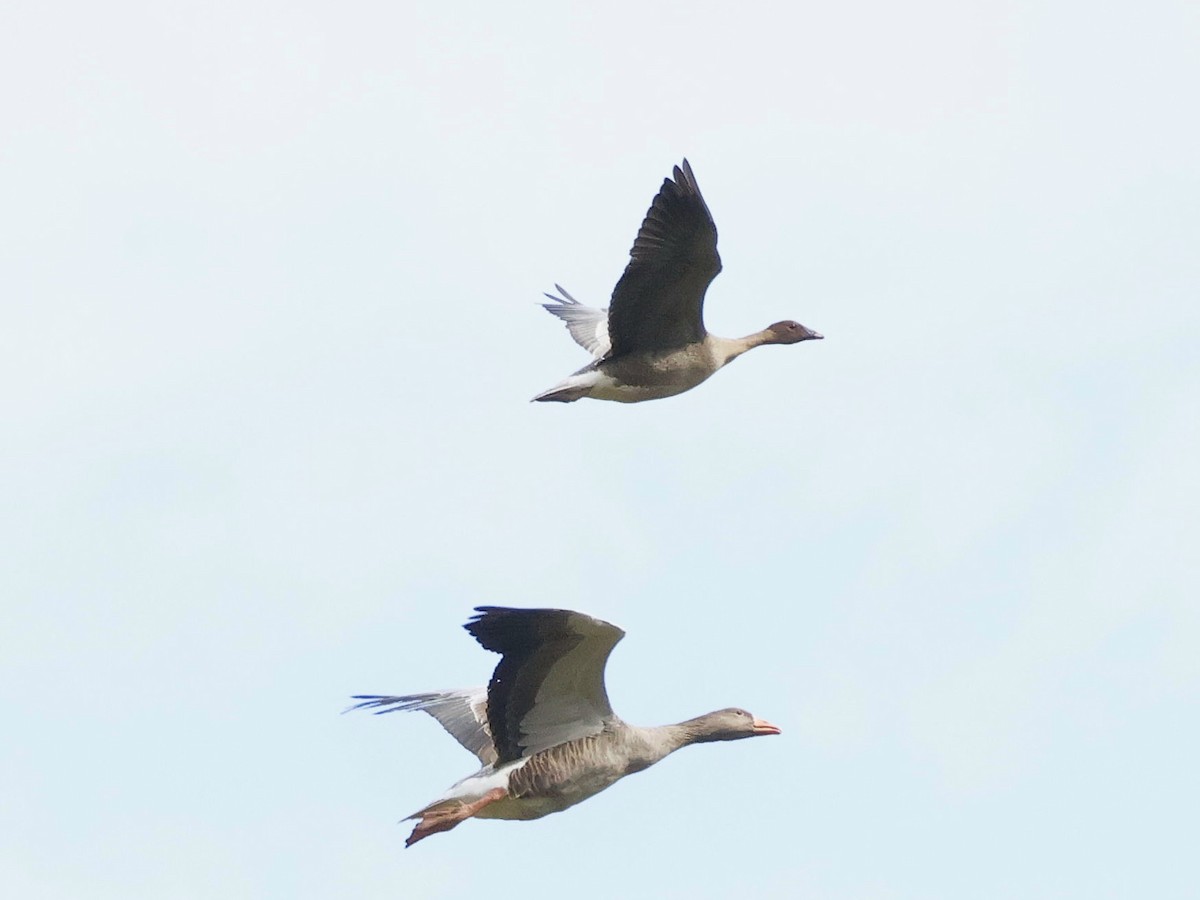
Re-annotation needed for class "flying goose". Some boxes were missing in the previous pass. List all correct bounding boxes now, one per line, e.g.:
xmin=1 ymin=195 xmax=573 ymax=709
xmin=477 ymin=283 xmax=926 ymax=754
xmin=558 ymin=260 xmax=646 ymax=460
xmin=533 ymin=160 xmax=823 ymax=403
xmin=348 ymin=606 xmax=780 ymax=846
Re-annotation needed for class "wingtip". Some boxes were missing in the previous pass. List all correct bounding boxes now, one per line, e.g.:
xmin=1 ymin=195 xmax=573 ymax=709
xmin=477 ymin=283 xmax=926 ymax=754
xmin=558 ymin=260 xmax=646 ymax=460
xmin=679 ymin=158 xmax=699 ymax=191
xmin=466 ymin=606 xmax=499 ymax=630
xmin=342 ymin=696 xmax=378 ymax=715
xmin=541 ymin=284 xmax=579 ymax=306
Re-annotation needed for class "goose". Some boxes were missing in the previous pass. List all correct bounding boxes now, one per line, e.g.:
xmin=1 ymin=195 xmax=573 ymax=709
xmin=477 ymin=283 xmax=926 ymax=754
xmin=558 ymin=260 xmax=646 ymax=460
xmin=533 ymin=160 xmax=823 ymax=403
xmin=348 ymin=606 xmax=780 ymax=846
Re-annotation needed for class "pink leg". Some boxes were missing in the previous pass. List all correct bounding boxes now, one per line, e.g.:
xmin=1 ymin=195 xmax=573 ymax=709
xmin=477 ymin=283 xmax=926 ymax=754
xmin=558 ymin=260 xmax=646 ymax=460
xmin=406 ymin=788 xmax=507 ymax=847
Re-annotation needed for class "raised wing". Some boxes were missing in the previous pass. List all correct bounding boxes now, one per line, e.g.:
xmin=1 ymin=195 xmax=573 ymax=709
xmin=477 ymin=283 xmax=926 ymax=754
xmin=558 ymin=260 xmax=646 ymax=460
xmin=541 ymin=284 xmax=611 ymax=358
xmin=606 ymin=160 xmax=722 ymax=356
xmin=466 ymin=607 xmax=625 ymax=764
xmin=346 ymin=688 xmax=497 ymax=767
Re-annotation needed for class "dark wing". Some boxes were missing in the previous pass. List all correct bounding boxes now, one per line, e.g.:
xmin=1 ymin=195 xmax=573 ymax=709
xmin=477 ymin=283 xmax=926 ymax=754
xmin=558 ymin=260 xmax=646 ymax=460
xmin=346 ymin=688 xmax=497 ymax=766
xmin=466 ymin=607 xmax=625 ymax=765
xmin=605 ymin=159 xmax=722 ymax=356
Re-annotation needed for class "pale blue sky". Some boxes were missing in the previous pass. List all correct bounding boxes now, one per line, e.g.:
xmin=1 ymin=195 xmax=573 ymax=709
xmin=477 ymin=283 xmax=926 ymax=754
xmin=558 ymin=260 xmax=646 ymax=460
xmin=3 ymin=1 xmax=1198 ymax=897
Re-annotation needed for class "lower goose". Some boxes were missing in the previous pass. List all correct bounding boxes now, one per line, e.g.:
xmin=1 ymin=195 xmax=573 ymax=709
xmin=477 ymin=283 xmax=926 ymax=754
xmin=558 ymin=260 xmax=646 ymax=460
xmin=348 ymin=606 xmax=780 ymax=846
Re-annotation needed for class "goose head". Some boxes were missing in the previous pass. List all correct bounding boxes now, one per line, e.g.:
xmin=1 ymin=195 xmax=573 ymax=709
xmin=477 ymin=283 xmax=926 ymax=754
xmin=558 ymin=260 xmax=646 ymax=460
xmin=686 ymin=707 xmax=782 ymax=743
xmin=764 ymin=320 xmax=824 ymax=345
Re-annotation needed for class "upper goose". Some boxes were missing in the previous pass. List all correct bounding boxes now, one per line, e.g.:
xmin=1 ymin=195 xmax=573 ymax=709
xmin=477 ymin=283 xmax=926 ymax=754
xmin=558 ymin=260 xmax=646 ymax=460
xmin=533 ymin=160 xmax=823 ymax=403
xmin=348 ymin=606 xmax=780 ymax=846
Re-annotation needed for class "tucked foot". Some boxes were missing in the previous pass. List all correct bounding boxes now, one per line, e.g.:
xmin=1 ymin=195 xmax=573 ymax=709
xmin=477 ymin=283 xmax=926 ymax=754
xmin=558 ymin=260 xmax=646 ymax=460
xmin=405 ymin=788 xmax=507 ymax=847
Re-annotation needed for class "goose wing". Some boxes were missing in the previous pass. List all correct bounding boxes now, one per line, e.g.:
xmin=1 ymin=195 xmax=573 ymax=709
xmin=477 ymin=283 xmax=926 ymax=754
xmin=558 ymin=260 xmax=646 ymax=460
xmin=347 ymin=688 xmax=497 ymax=767
xmin=606 ymin=160 xmax=722 ymax=356
xmin=541 ymin=284 xmax=611 ymax=358
xmin=466 ymin=607 xmax=625 ymax=764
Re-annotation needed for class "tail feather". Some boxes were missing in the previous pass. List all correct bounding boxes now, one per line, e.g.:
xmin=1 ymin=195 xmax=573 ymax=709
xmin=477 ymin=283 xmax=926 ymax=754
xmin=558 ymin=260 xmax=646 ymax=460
xmin=531 ymin=384 xmax=588 ymax=403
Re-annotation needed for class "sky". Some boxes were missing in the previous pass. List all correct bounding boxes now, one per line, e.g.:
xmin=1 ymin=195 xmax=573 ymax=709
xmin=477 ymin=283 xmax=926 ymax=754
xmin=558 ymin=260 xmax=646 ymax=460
xmin=2 ymin=1 xmax=1198 ymax=897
